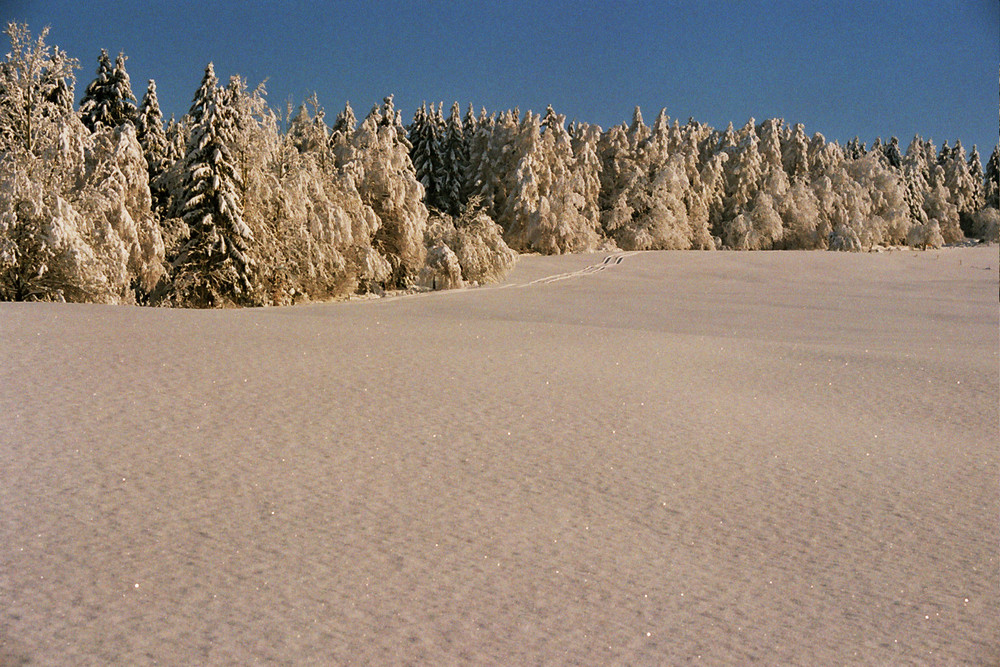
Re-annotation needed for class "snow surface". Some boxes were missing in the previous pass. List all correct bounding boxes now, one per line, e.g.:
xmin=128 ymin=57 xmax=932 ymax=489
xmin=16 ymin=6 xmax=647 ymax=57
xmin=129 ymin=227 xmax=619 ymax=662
xmin=1 ymin=247 xmax=997 ymax=664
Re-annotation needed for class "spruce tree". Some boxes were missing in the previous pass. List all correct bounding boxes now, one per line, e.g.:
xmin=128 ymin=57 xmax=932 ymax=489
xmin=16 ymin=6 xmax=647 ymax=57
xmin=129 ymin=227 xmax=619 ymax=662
xmin=883 ymin=136 xmax=902 ymax=168
xmin=967 ymin=145 xmax=985 ymax=212
xmin=78 ymin=49 xmax=113 ymax=131
xmin=463 ymin=103 xmax=478 ymax=143
xmin=439 ymin=101 xmax=468 ymax=215
xmin=188 ymin=62 xmax=218 ymax=126
xmin=330 ymin=101 xmax=356 ymax=146
xmin=407 ymin=103 xmax=433 ymax=201
xmin=174 ymin=76 xmax=254 ymax=305
xmin=79 ymin=50 xmax=135 ymax=131
xmin=135 ymin=79 xmax=170 ymax=212
xmin=409 ymin=102 xmax=444 ymax=210
xmin=985 ymin=145 xmax=1000 ymax=209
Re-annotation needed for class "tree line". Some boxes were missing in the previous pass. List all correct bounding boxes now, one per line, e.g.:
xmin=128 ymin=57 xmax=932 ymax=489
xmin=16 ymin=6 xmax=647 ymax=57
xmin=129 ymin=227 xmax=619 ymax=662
xmin=2 ymin=24 xmax=997 ymax=306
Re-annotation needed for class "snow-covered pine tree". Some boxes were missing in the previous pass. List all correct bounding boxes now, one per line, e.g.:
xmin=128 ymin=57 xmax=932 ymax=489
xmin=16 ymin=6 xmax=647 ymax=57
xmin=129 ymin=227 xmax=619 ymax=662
xmin=570 ymin=122 xmax=604 ymax=245
xmin=329 ymin=100 xmax=357 ymax=167
xmin=966 ymin=145 xmax=985 ymax=214
xmin=286 ymin=93 xmax=328 ymax=154
xmin=135 ymin=79 xmax=171 ymax=211
xmin=466 ymin=109 xmax=518 ymax=223
xmin=940 ymin=139 xmax=979 ymax=235
xmin=882 ymin=136 xmax=902 ymax=168
xmin=1 ymin=24 xmax=164 ymax=302
xmin=171 ymin=74 xmax=254 ymax=305
xmin=78 ymin=49 xmax=112 ymax=130
xmin=781 ymin=122 xmax=809 ymax=182
xmin=331 ymin=100 xmax=357 ymax=143
xmin=984 ymin=145 xmax=1000 ymax=209
xmin=502 ymin=109 xmax=600 ymax=253
xmin=408 ymin=103 xmax=440 ymax=210
xmin=163 ymin=114 xmax=185 ymax=162
xmin=759 ymin=118 xmax=784 ymax=172
xmin=723 ymin=118 xmax=763 ymax=223
xmin=463 ymin=103 xmax=478 ymax=144
xmin=919 ymin=165 xmax=963 ymax=244
xmin=188 ymin=62 xmax=218 ymax=126
xmin=438 ymin=101 xmax=468 ymax=215
xmin=79 ymin=50 xmax=136 ymax=131
xmin=351 ymin=98 xmax=428 ymax=288
xmin=845 ymin=136 xmax=866 ymax=159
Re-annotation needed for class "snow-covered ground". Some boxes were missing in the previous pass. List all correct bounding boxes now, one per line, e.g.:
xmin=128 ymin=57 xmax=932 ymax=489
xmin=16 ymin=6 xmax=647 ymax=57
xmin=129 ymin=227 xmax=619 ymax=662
xmin=2 ymin=247 xmax=997 ymax=664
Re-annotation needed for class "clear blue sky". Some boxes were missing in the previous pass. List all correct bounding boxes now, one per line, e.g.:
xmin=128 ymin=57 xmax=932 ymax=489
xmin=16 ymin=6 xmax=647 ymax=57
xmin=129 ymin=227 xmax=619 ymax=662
xmin=6 ymin=0 xmax=999 ymax=156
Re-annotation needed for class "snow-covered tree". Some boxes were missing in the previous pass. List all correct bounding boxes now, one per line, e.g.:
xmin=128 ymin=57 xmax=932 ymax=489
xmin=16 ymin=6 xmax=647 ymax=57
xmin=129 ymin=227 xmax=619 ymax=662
xmin=781 ymin=122 xmax=809 ymax=181
xmin=882 ymin=136 xmax=902 ymax=168
xmin=135 ymin=79 xmax=171 ymax=212
xmin=966 ymin=145 xmax=985 ymax=214
xmin=169 ymin=70 xmax=254 ymax=306
xmin=0 ymin=23 xmax=78 ymax=156
xmin=422 ymin=196 xmax=517 ymax=287
xmin=351 ymin=99 xmax=428 ymax=287
xmin=465 ymin=109 xmax=519 ymax=223
xmin=920 ymin=165 xmax=963 ymax=244
xmin=502 ymin=109 xmax=600 ymax=253
xmin=330 ymin=100 xmax=356 ymax=145
xmin=438 ymin=101 xmax=468 ymax=215
xmin=723 ymin=119 xmax=763 ymax=221
xmin=984 ymin=145 xmax=1000 ymax=209
xmin=79 ymin=50 xmax=136 ymax=132
xmin=286 ymin=93 xmax=328 ymax=154
xmin=1 ymin=24 xmax=164 ymax=302
xmin=188 ymin=62 xmax=218 ymax=126
xmin=408 ymin=102 xmax=443 ymax=210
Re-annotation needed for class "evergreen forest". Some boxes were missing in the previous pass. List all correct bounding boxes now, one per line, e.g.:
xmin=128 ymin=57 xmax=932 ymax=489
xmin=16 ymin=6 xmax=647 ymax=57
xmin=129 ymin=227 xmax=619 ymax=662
xmin=2 ymin=25 xmax=998 ymax=306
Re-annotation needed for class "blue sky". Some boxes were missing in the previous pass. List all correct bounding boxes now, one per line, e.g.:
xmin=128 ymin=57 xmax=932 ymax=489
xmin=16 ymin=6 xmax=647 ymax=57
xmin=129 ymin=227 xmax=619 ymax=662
xmin=6 ymin=0 xmax=999 ymax=156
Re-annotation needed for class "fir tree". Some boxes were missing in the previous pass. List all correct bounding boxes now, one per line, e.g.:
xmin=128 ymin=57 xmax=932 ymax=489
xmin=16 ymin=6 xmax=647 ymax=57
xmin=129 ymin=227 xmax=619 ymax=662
xmin=79 ymin=50 xmax=136 ymax=131
xmin=781 ymin=123 xmax=809 ymax=181
xmin=135 ymin=79 xmax=170 ymax=213
xmin=463 ymin=103 xmax=477 ymax=142
xmin=188 ymin=62 xmax=218 ymax=126
xmin=173 ymin=79 xmax=254 ymax=305
xmin=882 ymin=136 xmax=902 ymax=168
xmin=438 ymin=101 xmax=468 ymax=215
xmin=967 ymin=145 xmax=985 ymax=212
xmin=409 ymin=102 xmax=444 ymax=210
xmin=985 ymin=145 xmax=1000 ymax=209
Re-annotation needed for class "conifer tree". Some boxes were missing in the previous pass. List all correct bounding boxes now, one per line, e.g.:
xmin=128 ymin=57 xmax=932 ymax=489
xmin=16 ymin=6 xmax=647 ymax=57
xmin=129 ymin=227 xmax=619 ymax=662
xmin=781 ymin=123 xmax=809 ymax=181
xmin=408 ymin=103 xmax=439 ymax=208
xmin=438 ymin=101 xmax=468 ymax=215
xmin=79 ymin=50 xmax=136 ymax=131
xmin=135 ymin=79 xmax=170 ymax=213
xmin=331 ymin=100 xmax=356 ymax=139
xmin=172 ymin=73 xmax=254 ymax=305
xmin=967 ymin=145 xmax=985 ymax=212
xmin=188 ymin=62 xmax=218 ymax=126
xmin=329 ymin=101 xmax=357 ymax=165
xmin=882 ymin=136 xmax=902 ymax=168
xmin=351 ymin=98 xmax=428 ymax=287
xmin=985 ymin=145 xmax=1000 ymax=209
xmin=463 ymin=103 xmax=478 ymax=142
xmin=503 ymin=110 xmax=599 ymax=253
